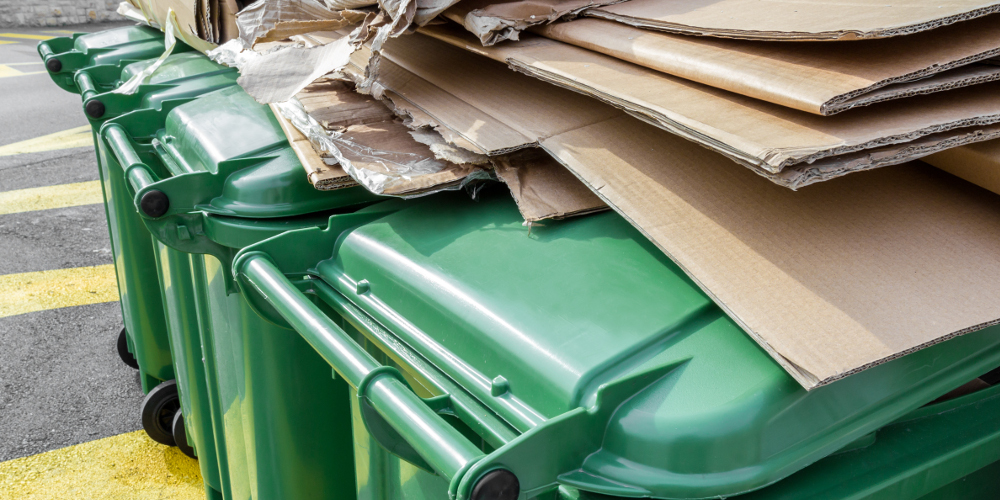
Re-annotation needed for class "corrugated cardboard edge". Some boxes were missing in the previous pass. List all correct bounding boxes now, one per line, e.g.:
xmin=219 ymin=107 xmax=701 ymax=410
xmin=269 ymin=102 xmax=357 ymax=190
xmin=585 ymin=3 xmax=1000 ymax=41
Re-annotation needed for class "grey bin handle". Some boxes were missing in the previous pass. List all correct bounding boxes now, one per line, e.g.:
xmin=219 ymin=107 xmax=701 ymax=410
xmin=101 ymin=123 xmax=170 ymax=218
xmin=234 ymin=252 xmax=520 ymax=500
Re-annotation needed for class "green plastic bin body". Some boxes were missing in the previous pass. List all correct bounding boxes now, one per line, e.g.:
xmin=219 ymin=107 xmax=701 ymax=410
xmin=233 ymin=188 xmax=1000 ymax=500
xmin=38 ymin=26 xmax=193 ymax=392
xmin=78 ymin=51 xmax=240 ymax=498
xmin=100 ymin=83 xmax=380 ymax=500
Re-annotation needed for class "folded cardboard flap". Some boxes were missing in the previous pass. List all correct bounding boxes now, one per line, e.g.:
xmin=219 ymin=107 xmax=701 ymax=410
xmin=419 ymin=22 xmax=1000 ymax=185
xmin=493 ymin=150 xmax=608 ymax=221
xmin=539 ymin=115 xmax=1000 ymax=389
xmin=536 ymin=17 xmax=1000 ymax=115
xmin=588 ymin=0 xmax=1000 ymax=41
xmin=925 ymin=139 xmax=1000 ymax=195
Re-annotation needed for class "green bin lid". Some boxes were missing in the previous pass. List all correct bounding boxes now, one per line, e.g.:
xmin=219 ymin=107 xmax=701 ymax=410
xmin=148 ymin=85 xmax=378 ymax=218
xmin=309 ymin=188 xmax=1000 ymax=498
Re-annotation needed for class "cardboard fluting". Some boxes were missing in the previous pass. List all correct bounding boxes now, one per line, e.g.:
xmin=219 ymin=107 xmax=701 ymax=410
xmin=536 ymin=17 xmax=1000 ymax=115
xmin=589 ymin=0 xmax=1000 ymax=41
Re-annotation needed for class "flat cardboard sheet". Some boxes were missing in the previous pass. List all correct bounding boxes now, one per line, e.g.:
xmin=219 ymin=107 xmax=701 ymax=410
xmin=493 ymin=150 xmax=607 ymax=221
xmin=235 ymin=0 xmax=363 ymax=47
xmin=588 ymin=0 xmax=1000 ymax=41
xmin=420 ymin=23 xmax=1000 ymax=186
xmin=537 ymin=17 xmax=1000 ymax=115
xmin=925 ymin=139 xmax=1000 ymax=195
xmin=540 ymin=115 xmax=1000 ymax=389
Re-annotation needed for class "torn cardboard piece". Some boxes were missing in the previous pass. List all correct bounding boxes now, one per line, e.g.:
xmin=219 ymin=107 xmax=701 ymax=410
xmin=924 ymin=138 xmax=1000 ymax=195
xmin=270 ymin=102 xmax=357 ymax=190
xmin=128 ymin=0 xmax=217 ymax=52
xmin=421 ymin=23 xmax=1000 ymax=185
xmin=235 ymin=0 xmax=365 ymax=47
xmin=273 ymin=80 xmax=488 ymax=196
xmin=539 ymin=114 xmax=1000 ymax=389
xmin=588 ymin=0 xmax=1000 ymax=41
xmin=442 ymin=0 xmax=626 ymax=45
xmin=536 ymin=17 xmax=1000 ymax=115
xmin=494 ymin=150 xmax=607 ymax=221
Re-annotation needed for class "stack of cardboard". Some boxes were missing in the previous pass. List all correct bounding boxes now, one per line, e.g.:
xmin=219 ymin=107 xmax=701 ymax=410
xmin=126 ymin=0 xmax=1000 ymax=390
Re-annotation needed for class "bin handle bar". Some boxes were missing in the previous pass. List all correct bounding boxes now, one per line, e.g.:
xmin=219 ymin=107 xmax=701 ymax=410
xmin=74 ymin=71 xmax=98 ymax=102
xmin=38 ymin=43 xmax=54 ymax=58
xmin=102 ymin=123 xmax=157 ymax=193
xmin=236 ymin=253 xmax=487 ymax=483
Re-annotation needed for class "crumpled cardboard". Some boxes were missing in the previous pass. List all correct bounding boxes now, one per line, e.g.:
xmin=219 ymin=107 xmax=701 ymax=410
xmin=442 ymin=0 xmax=626 ymax=45
xmin=270 ymin=102 xmax=357 ymax=190
xmin=540 ymin=114 xmax=1000 ymax=389
xmin=235 ymin=0 xmax=365 ymax=47
xmin=420 ymin=22 xmax=1000 ymax=188
xmin=537 ymin=17 xmax=1000 ymax=115
xmin=588 ymin=0 xmax=1000 ymax=41
xmin=273 ymin=79 xmax=488 ymax=196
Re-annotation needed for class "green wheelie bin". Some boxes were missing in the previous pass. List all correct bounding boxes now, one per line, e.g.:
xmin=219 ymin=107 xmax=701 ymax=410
xmin=232 ymin=187 xmax=1000 ymax=500
xmin=37 ymin=27 xmax=217 ymax=391
xmin=99 ymin=83 xmax=381 ymax=500
xmin=60 ymin=51 xmax=241 ymax=499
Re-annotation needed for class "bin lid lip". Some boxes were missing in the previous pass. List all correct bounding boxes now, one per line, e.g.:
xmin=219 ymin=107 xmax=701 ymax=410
xmin=305 ymin=189 xmax=1000 ymax=498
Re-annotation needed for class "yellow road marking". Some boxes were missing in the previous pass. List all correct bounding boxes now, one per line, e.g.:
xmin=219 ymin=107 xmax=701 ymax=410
xmin=0 ymin=264 xmax=118 ymax=318
xmin=0 ymin=125 xmax=92 ymax=156
xmin=0 ymin=431 xmax=203 ymax=500
xmin=0 ymin=33 xmax=54 ymax=40
xmin=0 ymin=41 xmax=15 ymax=45
xmin=42 ymin=30 xmax=75 ymax=34
xmin=0 ymin=180 xmax=104 ymax=216
xmin=0 ymin=64 xmax=45 ymax=78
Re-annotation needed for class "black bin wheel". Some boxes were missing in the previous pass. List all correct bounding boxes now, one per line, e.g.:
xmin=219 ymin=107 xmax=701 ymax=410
xmin=141 ymin=380 xmax=179 ymax=446
xmin=172 ymin=411 xmax=197 ymax=459
xmin=117 ymin=327 xmax=139 ymax=369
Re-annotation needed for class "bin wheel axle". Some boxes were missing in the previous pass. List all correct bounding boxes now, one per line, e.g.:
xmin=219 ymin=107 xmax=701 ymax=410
xmin=116 ymin=327 xmax=139 ymax=369
xmin=141 ymin=380 xmax=180 ymax=446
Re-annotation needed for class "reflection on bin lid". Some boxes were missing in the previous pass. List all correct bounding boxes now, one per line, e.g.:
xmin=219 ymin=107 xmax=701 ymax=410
xmin=306 ymin=188 xmax=1000 ymax=498
xmin=154 ymin=86 xmax=377 ymax=218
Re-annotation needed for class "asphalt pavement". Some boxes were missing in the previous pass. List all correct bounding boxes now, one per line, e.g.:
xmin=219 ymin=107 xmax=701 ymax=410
xmin=0 ymin=21 xmax=144 ymax=462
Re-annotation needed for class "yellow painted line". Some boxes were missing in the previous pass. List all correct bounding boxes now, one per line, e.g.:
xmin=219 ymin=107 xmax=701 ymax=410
xmin=0 ymin=180 xmax=104 ymax=215
xmin=0 ymin=33 xmax=54 ymax=40
xmin=0 ymin=65 xmax=42 ymax=79
xmin=5 ymin=62 xmax=43 ymax=66
xmin=0 ymin=125 xmax=93 ymax=157
xmin=42 ymin=30 xmax=75 ymax=34
xmin=0 ymin=431 xmax=204 ymax=500
xmin=0 ymin=264 xmax=118 ymax=318
xmin=0 ymin=41 xmax=15 ymax=45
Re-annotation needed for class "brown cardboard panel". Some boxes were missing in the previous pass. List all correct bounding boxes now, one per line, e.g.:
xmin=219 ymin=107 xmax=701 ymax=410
xmin=219 ymin=0 xmax=242 ymax=43
xmin=270 ymin=103 xmax=356 ymax=190
xmin=442 ymin=0 xmax=626 ymax=45
xmin=494 ymin=150 xmax=608 ymax=221
xmin=925 ymin=139 xmax=1000 ymax=195
xmin=536 ymin=17 xmax=1000 ymax=115
xmin=589 ymin=0 xmax=1000 ymax=41
xmin=421 ymin=23 xmax=1000 ymax=179
xmin=539 ymin=114 xmax=1000 ymax=389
